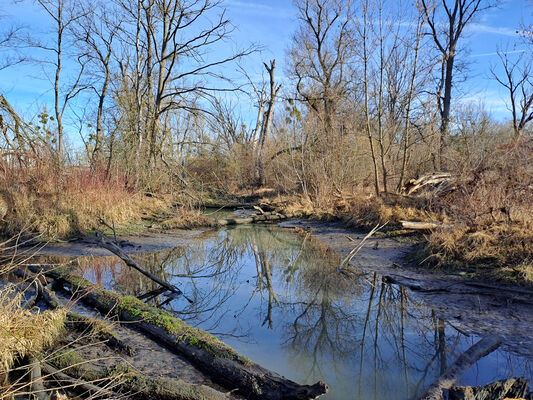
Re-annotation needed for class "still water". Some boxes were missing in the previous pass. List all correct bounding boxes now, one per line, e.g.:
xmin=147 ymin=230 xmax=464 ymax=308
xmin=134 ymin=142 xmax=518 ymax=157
xmin=65 ymin=224 xmax=531 ymax=399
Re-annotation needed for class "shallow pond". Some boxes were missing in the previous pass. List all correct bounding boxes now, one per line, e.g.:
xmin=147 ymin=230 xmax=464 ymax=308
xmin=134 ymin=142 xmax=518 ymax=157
xmin=50 ymin=224 xmax=532 ymax=399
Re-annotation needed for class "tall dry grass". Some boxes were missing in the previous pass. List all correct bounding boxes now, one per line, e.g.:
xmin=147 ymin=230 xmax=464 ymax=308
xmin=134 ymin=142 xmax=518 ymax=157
xmin=0 ymin=148 xmax=170 ymax=238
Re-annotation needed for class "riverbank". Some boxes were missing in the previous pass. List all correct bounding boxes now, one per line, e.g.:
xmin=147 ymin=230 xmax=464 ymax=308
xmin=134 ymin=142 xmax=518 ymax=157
xmin=2 ymin=217 xmax=533 ymax=398
xmin=281 ymin=219 xmax=533 ymax=359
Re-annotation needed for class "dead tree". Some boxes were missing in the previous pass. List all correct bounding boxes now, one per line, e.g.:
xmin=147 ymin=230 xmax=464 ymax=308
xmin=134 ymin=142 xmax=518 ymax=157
xmin=491 ymin=47 xmax=533 ymax=139
xmin=255 ymin=60 xmax=282 ymax=186
xmin=419 ymin=0 xmax=492 ymax=170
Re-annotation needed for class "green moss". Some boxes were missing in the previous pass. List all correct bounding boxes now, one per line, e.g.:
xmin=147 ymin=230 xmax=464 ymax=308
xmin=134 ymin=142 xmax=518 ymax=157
xmin=49 ymin=268 xmax=252 ymax=365
xmin=115 ymin=295 xmax=250 ymax=364
xmin=49 ymin=349 xmax=83 ymax=370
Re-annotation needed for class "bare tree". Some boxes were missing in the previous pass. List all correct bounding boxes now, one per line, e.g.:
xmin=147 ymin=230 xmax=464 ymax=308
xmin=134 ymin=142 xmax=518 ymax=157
xmin=288 ymin=0 xmax=354 ymax=139
xmin=255 ymin=60 xmax=282 ymax=186
xmin=139 ymin=0 xmax=254 ymax=167
xmin=491 ymin=48 xmax=532 ymax=138
xmin=34 ymin=0 xmax=88 ymax=158
xmin=419 ymin=0 xmax=492 ymax=170
xmin=72 ymin=0 xmax=121 ymax=166
xmin=0 ymin=19 xmax=25 ymax=72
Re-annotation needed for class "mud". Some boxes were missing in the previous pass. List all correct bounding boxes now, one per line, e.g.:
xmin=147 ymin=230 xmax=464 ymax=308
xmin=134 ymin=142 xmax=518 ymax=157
xmin=24 ymin=229 xmax=211 ymax=257
xmin=280 ymin=219 xmax=533 ymax=359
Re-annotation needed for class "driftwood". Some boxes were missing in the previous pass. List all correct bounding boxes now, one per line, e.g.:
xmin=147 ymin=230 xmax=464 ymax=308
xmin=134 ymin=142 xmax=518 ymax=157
xmin=214 ymin=212 xmax=292 ymax=226
xmin=419 ymin=335 xmax=503 ymax=400
xmin=402 ymin=173 xmax=453 ymax=195
xmin=95 ymin=232 xmax=193 ymax=304
xmin=401 ymin=220 xmax=452 ymax=230
xmin=449 ymin=377 xmax=530 ymax=400
xmin=34 ymin=267 xmax=328 ymax=400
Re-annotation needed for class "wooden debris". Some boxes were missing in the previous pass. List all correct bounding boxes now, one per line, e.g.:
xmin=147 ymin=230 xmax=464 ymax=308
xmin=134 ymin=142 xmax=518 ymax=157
xmin=34 ymin=267 xmax=328 ymax=400
xmin=401 ymin=220 xmax=452 ymax=230
xmin=449 ymin=377 xmax=530 ymax=400
xmin=95 ymin=232 xmax=193 ymax=304
xmin=402 ymin=173 xmax=453 ymax=195
xmin=419 ymin=335 xmax=503 ymax=400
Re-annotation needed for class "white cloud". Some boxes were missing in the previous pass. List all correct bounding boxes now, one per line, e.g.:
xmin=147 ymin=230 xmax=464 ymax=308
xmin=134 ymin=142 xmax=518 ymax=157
xmin=470 ymin=49 xmax=527 ymax=57
xmin=466 ymin=23 xmax=519 ymax=37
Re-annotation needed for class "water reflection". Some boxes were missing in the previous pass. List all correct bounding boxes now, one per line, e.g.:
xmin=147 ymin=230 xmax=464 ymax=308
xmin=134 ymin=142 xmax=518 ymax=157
xmin=44 ymin=225 xmax=532 ymax=400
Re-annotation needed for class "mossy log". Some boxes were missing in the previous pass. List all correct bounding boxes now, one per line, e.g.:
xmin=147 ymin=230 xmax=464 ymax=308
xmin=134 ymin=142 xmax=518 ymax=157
xmin=31 ymin=266 xmax=328 ymax=400
xmin=419 ymin=336 xmax=503 ymax=400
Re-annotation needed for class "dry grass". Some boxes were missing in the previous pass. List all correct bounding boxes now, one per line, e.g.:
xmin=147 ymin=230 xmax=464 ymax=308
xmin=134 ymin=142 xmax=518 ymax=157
xmin=159 ymin=207 xmax=214 ymax=230
xmin=0 ymin=285 xmax=66 ymax=374
xmin=0 ymin=150 xmax=198 ymax=239
xmin=424 ymin=140 xmax=533 ymax=284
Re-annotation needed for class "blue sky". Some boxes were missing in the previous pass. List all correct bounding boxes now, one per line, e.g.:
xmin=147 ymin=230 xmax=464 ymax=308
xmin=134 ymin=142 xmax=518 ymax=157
xmin=0 ymin=0 xmax=530 ymax=138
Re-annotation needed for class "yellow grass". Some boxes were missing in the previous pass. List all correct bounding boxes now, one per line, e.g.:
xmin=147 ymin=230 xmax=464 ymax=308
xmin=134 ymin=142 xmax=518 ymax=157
xmin=0 ymin=285 xmax=66 ymax=374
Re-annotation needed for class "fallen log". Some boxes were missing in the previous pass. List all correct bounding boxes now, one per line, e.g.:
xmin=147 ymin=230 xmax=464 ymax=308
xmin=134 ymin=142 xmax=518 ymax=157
xmin=418 ymin=335 xmax=503 ymax=400
xmin=95 ymin=232 xmax=193 ymax=304
xmin=402 ymin=173 xmax=453 ymax=195
xmin=401 ymin=220 xmax=452 ymax=230
xmin=31 ymin=266 xmax=328 ymax=400
xmin=449 ymin=377 xmax=530 ymax=400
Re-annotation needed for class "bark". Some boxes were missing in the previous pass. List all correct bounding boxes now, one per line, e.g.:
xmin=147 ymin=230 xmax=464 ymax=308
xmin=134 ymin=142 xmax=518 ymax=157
xmin=418 ymin=335 xmax=503 ymax=400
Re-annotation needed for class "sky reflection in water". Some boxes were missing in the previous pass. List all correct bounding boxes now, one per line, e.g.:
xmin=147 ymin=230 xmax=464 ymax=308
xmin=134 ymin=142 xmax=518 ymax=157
xmin=68 ymin=225 xmax=531 ymax=400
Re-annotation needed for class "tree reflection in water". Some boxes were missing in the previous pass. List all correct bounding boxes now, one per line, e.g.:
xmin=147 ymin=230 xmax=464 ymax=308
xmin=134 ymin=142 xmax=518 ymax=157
xmin=42 ymin=225 xmax=533 ymax=399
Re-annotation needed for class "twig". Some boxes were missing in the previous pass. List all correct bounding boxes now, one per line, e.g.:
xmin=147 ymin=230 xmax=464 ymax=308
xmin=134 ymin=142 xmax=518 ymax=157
xmin=340 ymin=222 xmax=388 ymax=268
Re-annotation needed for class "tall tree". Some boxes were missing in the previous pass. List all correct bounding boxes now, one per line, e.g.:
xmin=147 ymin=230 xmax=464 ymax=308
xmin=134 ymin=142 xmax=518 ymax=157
xmin=139 ymin=0 xmax=253 ymax=167
xmin=34 ymin=0 xmax=87 ymax=158
xmin=419 ymin=0 xmax=492 ymax=170
xmin=288 ymin=0 xmax=354 ymax=139
xmin=72 ymin=0 xmax=121 ymax=166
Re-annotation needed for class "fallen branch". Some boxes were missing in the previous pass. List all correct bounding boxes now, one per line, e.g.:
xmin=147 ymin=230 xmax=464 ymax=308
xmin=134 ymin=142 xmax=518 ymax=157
xmin=418 ymin=335 xmax=503 ymax=400
xmin=340 ymin=222 xmax=388 ymax=268
xmin=95 ymin=231 xmax=193 ymax=304
xmin=401 ymin=221 xmax=452 ymax=230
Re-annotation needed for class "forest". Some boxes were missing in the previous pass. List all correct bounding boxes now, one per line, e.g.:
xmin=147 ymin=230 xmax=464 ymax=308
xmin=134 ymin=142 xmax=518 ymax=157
xmin=0 ymin=0 xmax=532 ymax=399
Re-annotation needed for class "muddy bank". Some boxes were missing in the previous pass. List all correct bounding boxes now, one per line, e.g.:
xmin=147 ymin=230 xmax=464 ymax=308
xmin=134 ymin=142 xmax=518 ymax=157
xmin=280 ymin=219 xmax=533 ymax=359
xmin=21 ymin=229 xmax=211 ymax=257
